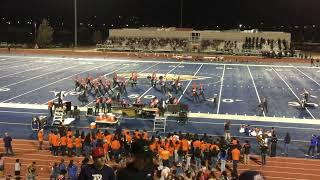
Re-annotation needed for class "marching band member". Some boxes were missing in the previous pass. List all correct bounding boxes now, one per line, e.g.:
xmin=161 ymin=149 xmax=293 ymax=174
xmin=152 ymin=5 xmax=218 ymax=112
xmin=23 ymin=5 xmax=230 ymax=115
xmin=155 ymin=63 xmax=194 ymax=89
xmin=113 ymin=72 xmax=118 ymax=88
xmin=199 ymin=83 xmax=205 ymax=101
xmin=130 ymin=72 xmax=138 ymax=88
xmin=151 ymin=72 xmax=157 ymax=87
xmin=191 ymin=83 xmax=199 ymax=102
xmin=106 ymin=96 xmax=112 ymax=113
xmin=301 ymin=88 xmax=310 ymax=102
xmin=150 ymin=97 xmax=159 ymax=108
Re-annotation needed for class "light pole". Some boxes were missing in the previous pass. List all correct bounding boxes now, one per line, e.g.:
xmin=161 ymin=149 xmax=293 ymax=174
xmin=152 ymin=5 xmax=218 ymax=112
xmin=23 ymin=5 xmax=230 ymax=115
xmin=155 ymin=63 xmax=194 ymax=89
xmin=180 ymin=0 xmax=183 ymax=28
xmin=74 ymin=0 xmax=77 ymax=47
xmin=34 ymin=22 xmax=37 ymax=44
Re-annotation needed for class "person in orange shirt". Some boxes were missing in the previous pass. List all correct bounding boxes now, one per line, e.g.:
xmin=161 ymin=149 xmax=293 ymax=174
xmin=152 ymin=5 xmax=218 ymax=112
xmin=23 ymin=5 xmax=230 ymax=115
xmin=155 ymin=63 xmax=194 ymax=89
xmin=48 ymin=130 xmax=53 ymax=153
xmin=232 ymin=147 xmax=241 ymax=177
xmin=181 ymin=138 xmax=189 ymax=156
xmin=74 ymin=135 xmax=82 ymax=157
xmin=159 ymin=147 xmax=170 ymax=167
xmin=111 ymin=136 xmax=121 ymax=162
xmin=67 ymin=135 xmax=74 ymax=157
xmin=37 ymin=129 xmax=44 ymax=150
xmin=51 ymin=131 xmax=60 ymax=156
xmin=67 ymin=128 xmax=73 ymax=138
xmin=60 ymin=135 xmax=67 ymax=156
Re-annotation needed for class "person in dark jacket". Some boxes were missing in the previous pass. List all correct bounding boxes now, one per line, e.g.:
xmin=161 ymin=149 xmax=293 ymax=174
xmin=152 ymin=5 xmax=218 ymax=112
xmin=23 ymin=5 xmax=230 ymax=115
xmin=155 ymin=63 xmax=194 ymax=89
xmin=306 ymin=134 xmax=317 ymax=158
xmin=283 ymin=132 xmax=291 ymax=156
xmin=270 ymin=134 xmax=278 ymax=157
xmin=260 ymin=144 xmax=268 ymax=166
xmin=117 ymin=139 xmax=154 ymax=180
xmin=3 ymin=132 xmax=14 ymax=156
xmin=78 ymin=147 xmax=115 ymax=180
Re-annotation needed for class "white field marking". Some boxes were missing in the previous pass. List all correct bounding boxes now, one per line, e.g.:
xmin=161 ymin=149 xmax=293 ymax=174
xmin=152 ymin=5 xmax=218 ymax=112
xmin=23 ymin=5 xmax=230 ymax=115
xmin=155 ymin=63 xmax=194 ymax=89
xmin=186 ymin=111 xmax=320 ymax=124
xmin=178 ymin=64 xmax=204 ymax=101
xmin=44 ymin=62 xmax=120 ymax=105
xmin=0 ymin=58 xmax=32 ymax=66
xmin=84 ymin=62 xmax=161 ymax=107
xmin=247 ymin=66 xmax=265 ymax=117
xmin=294 ymin=67 xmax=320 ymax=87
xmin=272 ymin=67 xmax=315 ymax=119
xmin=2 ymin=54 xmax=319 ymax=69
xmin=0 ymin=58 xmax=9 ymax=61
xmin=0 ymin=66 xmax=49 ymax=79
xmin=0 ymin=61 xmax=41 ymax=71
xmin=0 ymin=102 xmax=48 ymax=109
xmin=0 ymin=110 xmax=47 ymax=115
xmin=164 ymin=119 xmax=320 ymax=131
xmin=2 ymin=64 xmax=80 ymax=88
xmin=0 ymin=64 xmax=110 ymax=103
xmin=140 ymin=62 xmax=183 ymax=98
xmin=216 ymin=65 xmax=226 ymax=114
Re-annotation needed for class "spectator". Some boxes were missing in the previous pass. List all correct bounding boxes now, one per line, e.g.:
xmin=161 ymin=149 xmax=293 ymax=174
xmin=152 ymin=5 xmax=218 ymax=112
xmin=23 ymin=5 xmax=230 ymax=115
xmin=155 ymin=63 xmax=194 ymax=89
xmin=14 ymin=159 xmax=21 ymax=180
xmin=317 ymin=135 xmax=320 ymax=158
xmin=270 ymin=134 xmax=278 ymax=157
xmin=58 ymin=159 xmax=66 ymax=174
xmin=231 ymin=146 xmax=240 ymax=177
xmin=283 ymin=132 xmax=291 ymax=157
xmin=260 ymin=144 xmax=268 ymax=166
xmin=306 ymin=134 xmax=317 ymax=158
xmin=242 ymin=140 xmax=251 ymax=164
xmin=210 ymin=141 xmax=219 ymax=171
xmin=80 ymin=157 xmax=89 ymax=171
xmin=50 ymin=162 xmax=59 ymax=180
xmin=220 ymin=170 xmax=229 ymax=180
xmin=239 ymin=170 xmax=265 ymax=180
xmin=0 ymin=154 xmax=4 ymax=178
xmin=224 ymin=121 xmax=231 ymax=141
xmin=26 ymin=161 xmax=36 ymax=180
xmin=67 ymin=160 xmax=78 ymax=180
xmin=78 ymin=147 xmax=115 ymax=180
xmin=3 ymin=132 xmax=14 ymax=156
xmin=38 ymin=129 xmax=44 ymax=150
xmin=57 ymin=169 xmax=67 ymax=180
xmin=219 ymin=148 xmax=227 ymax=173
xmin=117 ymin=139 xmax=153 ymax=180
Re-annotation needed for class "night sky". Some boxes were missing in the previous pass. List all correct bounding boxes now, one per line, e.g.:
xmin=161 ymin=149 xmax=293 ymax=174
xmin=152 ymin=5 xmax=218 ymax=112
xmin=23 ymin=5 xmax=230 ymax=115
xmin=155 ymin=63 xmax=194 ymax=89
xmin=1 ymin=0 xmax=319 ymax=27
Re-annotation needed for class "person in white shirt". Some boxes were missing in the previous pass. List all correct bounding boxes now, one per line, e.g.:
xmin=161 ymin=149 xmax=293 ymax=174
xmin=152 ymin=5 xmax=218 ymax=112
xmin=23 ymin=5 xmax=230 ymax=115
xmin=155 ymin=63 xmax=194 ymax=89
xmin=15 ymin=159 xmax=21 ymax=179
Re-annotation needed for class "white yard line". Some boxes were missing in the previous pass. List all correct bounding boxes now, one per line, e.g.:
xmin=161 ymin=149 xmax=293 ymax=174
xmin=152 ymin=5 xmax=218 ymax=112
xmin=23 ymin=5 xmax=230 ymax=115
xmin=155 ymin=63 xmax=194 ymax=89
xmin=3 ymin=63 xmax=79 ymax=88
xmin=1 ymin=64 xmax=111 ymax=103
xmin=84 ymin=62 xmax=161 ymax=107
xmin=140 ymin=62 xmax=183 ymax=98
xmin=216 ymin=65 xmax=226 ymax=114
xmin=178 ymin=64 xmax=204 ymax=101
xmin=0 ymin=66 xmax=49 ymax=79
xmin=2 ymin=54 xmax=319 ymax=68
xmin=0 ymin=110 xmax=47 ymax=115
xmin=271 ymin=67 xmax=315 ymax=119
xmin=247 ymin=65 xmax=265 ymax=117
xmin=294 ymin=67 xmax=320 ymax=87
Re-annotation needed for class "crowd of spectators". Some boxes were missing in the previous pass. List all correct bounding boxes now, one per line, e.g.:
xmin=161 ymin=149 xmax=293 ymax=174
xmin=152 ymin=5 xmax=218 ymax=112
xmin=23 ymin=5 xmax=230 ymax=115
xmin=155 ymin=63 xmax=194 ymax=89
xmin=6 ymin=119 xmax=317 ymax=179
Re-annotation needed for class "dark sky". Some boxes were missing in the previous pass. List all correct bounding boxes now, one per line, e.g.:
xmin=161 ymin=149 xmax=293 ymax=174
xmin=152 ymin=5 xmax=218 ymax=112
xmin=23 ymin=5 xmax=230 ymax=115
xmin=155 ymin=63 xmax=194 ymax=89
xmin=1 ymin=0 xmax=319 ymax=27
